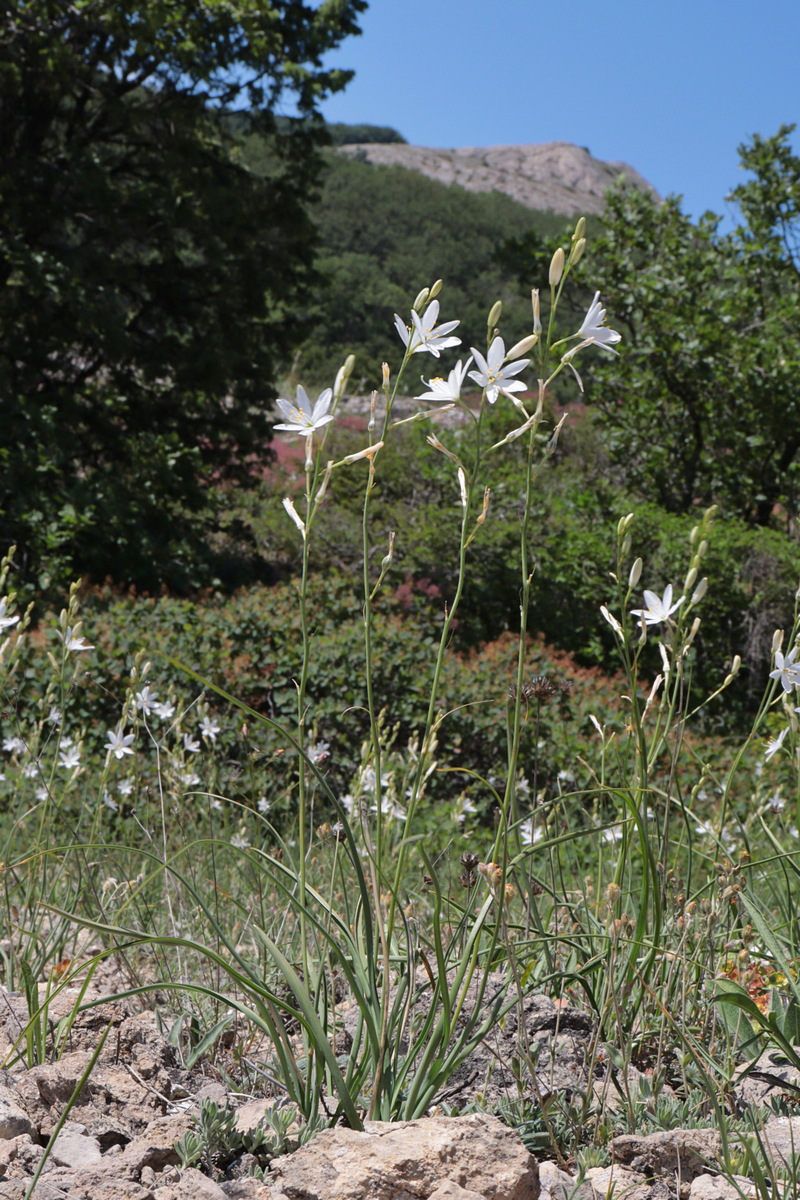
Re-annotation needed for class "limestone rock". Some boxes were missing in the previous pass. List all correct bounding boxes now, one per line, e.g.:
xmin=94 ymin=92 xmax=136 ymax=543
xmin=337 ymin=142 xmax=660 ymax=217
xmin=612 ymin=1128 xmax=721 ymax=1179
xmin=169 ymin=1166 xmax=228 ymax=1198
xmin=538 ymin=1162 xmax=593 ymax=1200
xmin=268 ymin=1113 xmax=539 ymax=1200
xmin=0 ymin=1086 xmax=35 ymax=1141
xmin=585 ymin=1164 xmax=650 ymax=1200
xmin=689 ymin=1175 xmax=759 ymax=1199
xmin=428 ymin=1183 xmax=488 ymax=1200
xmin=755 ymin=1114 xmax=800 ymax=1171
xmin=50 ymin=1131 xmax=102 ymax=1168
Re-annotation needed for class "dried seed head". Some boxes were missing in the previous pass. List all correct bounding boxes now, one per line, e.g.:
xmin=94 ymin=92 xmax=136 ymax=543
xmin=461 ymin=852 xmax=480 ymax=871
xmin=525 ymin=674 xmax=558 ymax=703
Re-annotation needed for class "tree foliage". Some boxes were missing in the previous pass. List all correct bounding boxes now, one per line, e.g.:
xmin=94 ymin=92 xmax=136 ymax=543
xmin=0 ymin=0 xmax=366 ymax=589
xmin=582 ymin=127 xmax=800 ymax=525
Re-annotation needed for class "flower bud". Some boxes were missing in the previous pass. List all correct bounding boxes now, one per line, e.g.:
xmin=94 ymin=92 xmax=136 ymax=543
xmin=691 ymin=577 xmax=708 ymax=604
xmin=628 ymin=558 xmax=643 ymax=588
xmin=621 ymin=533 xmax=632 ymax=559
xmin=684 ymin=566 xmax=698 ymax=592
xmin=334 ymin=353 xmax=356 ymax=400
xmin=412 ymin=286 xmax=430 ymax=312
xmin=772 ymin=629 xmax=784 ymax=655
xmin=382 ymin=361 xmax=390 ymax=387
xmin=572 ymin=237 xmax=586 ymax=265
xmin=487 ymin=299 xmax=503 ymax=329
xmin=573 ymin=217 xmax=586 ymax=242
xmin=531 ymin=288 xmax=541 ymax=335
xmin=617 ymin=512 xmax=634 ymax=537
xmin=429 ymin=278 xmax=443 ymax=299
xmin=506 ymin=333 xmax=538 ymax=359
xmin=549 ymin=247 xmax=565 ymax=288
xmin=339 ymin=440 xmax=384 ymax=466
xmin=381 ymin=530 xmax=396 ymax=568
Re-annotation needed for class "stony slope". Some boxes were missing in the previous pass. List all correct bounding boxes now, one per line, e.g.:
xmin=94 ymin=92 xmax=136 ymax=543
xmin=337 ymin=140 xmax=659 ymax=216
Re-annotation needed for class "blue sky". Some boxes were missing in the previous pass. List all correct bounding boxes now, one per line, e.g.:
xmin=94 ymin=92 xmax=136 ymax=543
xmin=317 ymin=0 xmax=800 ymax=224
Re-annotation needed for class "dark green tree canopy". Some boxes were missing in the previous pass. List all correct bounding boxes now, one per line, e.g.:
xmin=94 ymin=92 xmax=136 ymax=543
xmin=0 ymin=0 xmax=366 ymax=589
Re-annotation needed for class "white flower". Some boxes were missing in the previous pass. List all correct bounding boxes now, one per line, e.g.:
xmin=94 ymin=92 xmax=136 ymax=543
xmin=23 ymin=760 xmax=40 ymax=777
xmin=578 ymin=291 xmax=621 ymax=353
xmin=3 ymin=736 xmax=26 ymax=755
xmin=59 ymin=626 xmax=94 ymax=652
xmin=59 ymin=747 xmax=81 ymax=770
xmin=231 ymin=832 xmax=250 ymax=850
xmin=415 ymin=357 xmax=473 ymax=404
xmin=630 ymin=585 xmax=684 ymax=627
xmin=35 ymin=785 xmax=48 ymax=801
xmin=519 ymin=818 xmax=545 ymax=846
xmin=153 ymin=701 xmax=176 ymax=720
xmin=136 ymin=685 xmax=159 ymax=715
xmin=209 ymin=797 xmax=223 ymax=810
xmin=394 ymin=299 xmax=461 ymax=358
xmin=200 ymin=716 xmax=220 ymax=742
xmin=105 ymin=727 xmax=134 ymax=760
xmin=339 ymin=793 xmax=356 ymax=816
xmin=257 ymin=797 xmax=271 ymax=814
xmin=370 ymin=797 xmax=407 ymax=821
xmin=59 ymin=736 xmax=74 ymax=750
xmin=468 ymin=337 xmax=529 ymax=405
xmin=182 ymin=771 xmax=201 ymax=787
xmin=770 ymin=648 xmax=800 ymax=694
xmin=102 ymin=790 xmax=119 ymax=813
xmin=47 ymin=707 xmax=62 ymax=725
xmin=183 ymin=734 xmax=200 ymax=753
xmin=308 ymin=739 xmax=330 ymax=764
xmin=274 ymin=386 xmax=334 ymax=438
xmin=0 ymin=599 xmax=19 ymax=632
xmin=764 ymin=726 xmax=789 ymax=762
xmin=117 ymin=778 xmax=134 ymax=796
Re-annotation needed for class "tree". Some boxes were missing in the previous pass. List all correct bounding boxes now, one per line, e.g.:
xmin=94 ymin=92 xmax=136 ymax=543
xmin=0 ymin=0 xmax=366 ymax=590
xmin=581 ymin=127 xmax=800 ymax=526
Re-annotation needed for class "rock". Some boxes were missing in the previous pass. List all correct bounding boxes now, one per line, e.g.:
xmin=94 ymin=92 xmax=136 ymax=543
xmin=62 ymin=1180 xmax=155 ymax=1200
xmin=428 ymin=1183 xmax=487 ymax=1200
xmin=538 ymin=1162 xmax=593 ymax=1200
xmin=0 ymin=1086 xmax=35 ymax=1140
xmin=50 ymin=1132 xmax=102 ymax=1169
xmin=612 ymin=1128 xmax=721 ymax=1180
xmin=585 ymin=1165 xmax=650 ymax=1200
xmin=733 ymin=1050 xmax=800 ymax=1109
xmin=119 ymin=1113 xmax=194 ymax=1172
xmin=268 ymin=1113 xmax=539 ymax=1200
xmin=169 ymin=1167 xmax=228 ymax=1198
xmin=220 ymin=1181 xmax=277 ymax=1199
xmin=754 ymin=1114 xmax=800 ymax=1171
xmin=336 ymin=142 xmax=660 ymax=217
xmin=689 ymin=1176 xmax=759 ymax=1199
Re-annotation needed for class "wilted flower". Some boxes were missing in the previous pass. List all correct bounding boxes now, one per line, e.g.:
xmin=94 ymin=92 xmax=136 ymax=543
xmin=468 ymin=337 xmax=529 ymax=404
xmin=630 ymin=585 xmax=684 ymax=626
xmin=578 ymin=291 xmax=621 ymax=353
xmin=274 ymin=386 xmax=334 ymax=437
xmin=308 ymin=739 xmax=330 ymax=764
xmin=394 ymin=299 xmax=461 ymax=357
xmin=416 ymin=356 xmax=473 ymax=404
xmin=600 ymin=605 xmax=624 ymax=636
xmin=770 ymin=647 xmax=800 ymax=694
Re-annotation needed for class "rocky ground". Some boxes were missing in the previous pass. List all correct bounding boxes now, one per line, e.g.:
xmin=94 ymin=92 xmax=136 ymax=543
xmin=1 ymin=980 xmax=799 ymax=1200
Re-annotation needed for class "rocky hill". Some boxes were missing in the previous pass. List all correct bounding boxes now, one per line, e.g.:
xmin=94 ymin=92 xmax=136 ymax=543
xmin=337 ymin=140 xmax=659 ymax=216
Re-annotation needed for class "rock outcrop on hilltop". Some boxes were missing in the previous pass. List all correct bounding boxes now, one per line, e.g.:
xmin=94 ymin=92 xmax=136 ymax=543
xmin=337 ymin=140 xmax=659 ymax=215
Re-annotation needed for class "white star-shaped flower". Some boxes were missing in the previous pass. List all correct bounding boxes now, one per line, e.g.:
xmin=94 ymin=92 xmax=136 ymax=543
xmin=764 ymin=726 xmax=789 ymax=762
xmin=415 ymin=357 xmax=473 ymax=404
xmin=630 ymin=585 xmax=684 ymax=627
xmin=770 ymin=648 xmax=800 ymax=694
xmin=394 ymin=300 xmax=461 ymax=358
xmin=60 ymin=625 xmax=94 ymax=652
xmin=105 ymin=727 xmax=135 ymax=760
xmin=468 ymin=337 xmax=529 ymax=405
xmin=578 ymin=291 xmax=622 ymax=353
xmin=274 ymin=386 xmax=334 ymax=438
